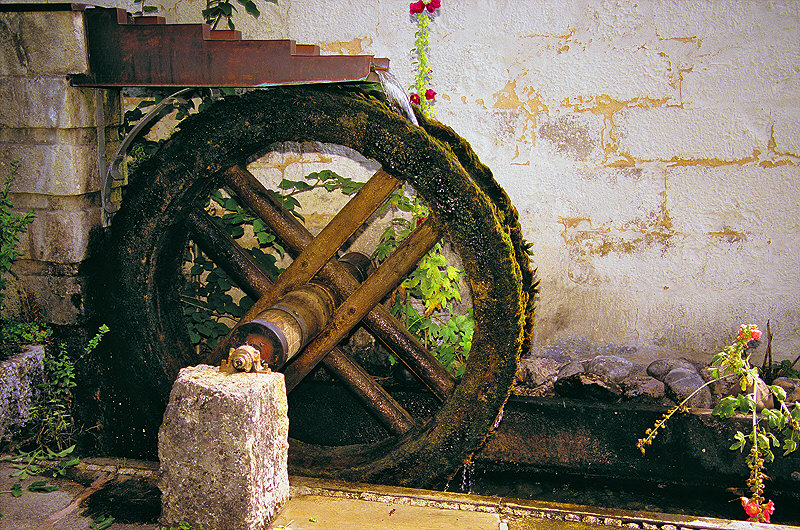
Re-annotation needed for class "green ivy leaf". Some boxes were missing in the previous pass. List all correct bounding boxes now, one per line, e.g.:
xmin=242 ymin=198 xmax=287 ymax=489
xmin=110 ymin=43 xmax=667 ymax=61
xmin=28 ymin=480 xmax=59 ymax=493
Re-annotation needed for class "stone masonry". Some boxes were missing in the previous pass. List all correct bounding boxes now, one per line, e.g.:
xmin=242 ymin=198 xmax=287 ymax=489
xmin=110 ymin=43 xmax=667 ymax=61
xmin=0 ymin=4 xmax=121 ymax=325
xmin=158 ymin=365 xmax=290 ymax=529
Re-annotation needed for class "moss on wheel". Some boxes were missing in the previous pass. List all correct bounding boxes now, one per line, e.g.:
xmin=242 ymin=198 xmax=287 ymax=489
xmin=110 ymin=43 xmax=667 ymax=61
xmin=99 ymin=86 xmax=535 ymax=488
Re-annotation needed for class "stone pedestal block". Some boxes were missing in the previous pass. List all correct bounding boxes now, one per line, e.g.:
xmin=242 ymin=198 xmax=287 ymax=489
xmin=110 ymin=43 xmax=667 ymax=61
xmin=158 ymin=365 xmax=289 ymax=530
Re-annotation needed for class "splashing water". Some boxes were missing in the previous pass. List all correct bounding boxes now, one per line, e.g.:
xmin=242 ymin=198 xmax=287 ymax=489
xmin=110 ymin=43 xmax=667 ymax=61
xmin=375 ymin=69 xmax=419 ymax=126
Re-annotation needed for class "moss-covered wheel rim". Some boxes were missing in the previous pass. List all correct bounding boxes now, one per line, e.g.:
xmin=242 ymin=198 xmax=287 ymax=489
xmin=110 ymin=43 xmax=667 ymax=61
xmin=102 ymin=86 xmax=534 ymax=488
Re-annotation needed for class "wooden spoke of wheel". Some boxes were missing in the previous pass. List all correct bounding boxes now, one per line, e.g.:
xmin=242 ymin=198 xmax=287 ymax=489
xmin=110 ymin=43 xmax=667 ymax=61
xmin=187 ymin=209 xmax=416 ymax=436
xmin=281 ymin=216 xmax=441 ymax=391
xmin=217 ymin=165 xmax=455 ymax=401
xmin=212 ymin=165 xmax=401 ymax=358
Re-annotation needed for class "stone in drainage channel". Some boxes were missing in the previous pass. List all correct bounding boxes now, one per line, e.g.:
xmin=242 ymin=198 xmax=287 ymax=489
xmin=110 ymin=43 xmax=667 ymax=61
xmin=452 ymin=464 xmax=800 ymax=526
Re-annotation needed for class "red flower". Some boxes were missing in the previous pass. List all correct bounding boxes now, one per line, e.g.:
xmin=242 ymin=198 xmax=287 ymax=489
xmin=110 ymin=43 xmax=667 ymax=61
xmin=426 ymin=0 xmax=441 ymax=12
xmin=410 ymin=93 xmax=421 ymax=105
xmin=424 ymin=88 xmax=437 ymax=100
xmin=741 ymin=497 xmax=760 ymax=520
xmin=409 ymin=0 xmax=424 ymax=14
xmin=751 ymin=328 xmax=763 ymax=340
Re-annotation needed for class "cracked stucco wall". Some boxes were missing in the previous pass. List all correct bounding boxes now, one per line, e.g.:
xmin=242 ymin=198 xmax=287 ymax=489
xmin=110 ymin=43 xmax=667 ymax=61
xmin=151 ymin=0 xmax=800 ymax=363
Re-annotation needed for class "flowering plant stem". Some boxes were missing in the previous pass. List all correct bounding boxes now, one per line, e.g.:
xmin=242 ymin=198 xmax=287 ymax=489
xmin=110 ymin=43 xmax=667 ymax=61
xmin=409 ymin=0 xmax=439 ymax=116
xmin=637 ymin=324 xmax=800 ymax=524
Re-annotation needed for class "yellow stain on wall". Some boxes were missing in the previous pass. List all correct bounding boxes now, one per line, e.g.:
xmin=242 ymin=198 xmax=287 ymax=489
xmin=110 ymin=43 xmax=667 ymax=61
xmin=557 ymin=177 xmax=675 ymax=258
xmin=318 ymin=36 xmax=372 ymax=55
xmin=708 ymin=228 xmax=748 ymax=243
xmin=492 ymin=79 xmax=548 ymax=163
xmin=666 ymin=36 xmax=702 ymax=47
xmin=759 ymin=125 xmax=800 ymax=167
xmin=666 ymin=150 xmax=761 ymax=168
xmin=562 ymin=94 xmax=671 ymax=162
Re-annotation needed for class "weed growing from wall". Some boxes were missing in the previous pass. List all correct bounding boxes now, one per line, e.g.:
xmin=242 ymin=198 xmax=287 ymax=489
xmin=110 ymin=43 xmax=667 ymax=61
xmin=0 ymin=159 xmax=34 ymax=313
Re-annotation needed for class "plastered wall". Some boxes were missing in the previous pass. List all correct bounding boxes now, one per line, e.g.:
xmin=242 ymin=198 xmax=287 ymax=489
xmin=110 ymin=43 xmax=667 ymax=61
xmin=7 ymin=1 xmax=799 ymax=365
xmin=150 ymin=0 xmax=800 ymax=363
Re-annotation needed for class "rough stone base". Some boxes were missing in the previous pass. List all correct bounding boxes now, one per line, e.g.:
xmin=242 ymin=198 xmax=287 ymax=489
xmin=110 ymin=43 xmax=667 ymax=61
xmin=0 ymin=345 xmax=44 ymax=444
xmin=158 ymin=365 xmax=289 ymax=529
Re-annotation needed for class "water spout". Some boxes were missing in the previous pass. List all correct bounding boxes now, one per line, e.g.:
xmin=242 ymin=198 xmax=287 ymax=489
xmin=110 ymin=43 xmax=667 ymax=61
xmin=375 ymin=69 xmax=419 ymax=126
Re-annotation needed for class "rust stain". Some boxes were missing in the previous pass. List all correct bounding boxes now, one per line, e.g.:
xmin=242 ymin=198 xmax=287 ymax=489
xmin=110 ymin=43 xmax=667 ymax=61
xmin=667 ymin=36 xmax=702 ymax=47
xmin=521 ymin=28 xmax=579 ymax=53
xmin=708 ymin=228 xmax=747 ymax=243
xmin=318 ymin=36 xmax=372 ymax=55
xmin=759 ymin=124 xmax=800 ymax=167
xmin=493 ymin=80 xmax=524 ymax=110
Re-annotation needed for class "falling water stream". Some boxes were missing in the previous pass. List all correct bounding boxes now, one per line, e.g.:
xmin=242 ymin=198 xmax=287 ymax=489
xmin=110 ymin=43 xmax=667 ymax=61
xmin=375 ymin=69 xmax=419 ymax=126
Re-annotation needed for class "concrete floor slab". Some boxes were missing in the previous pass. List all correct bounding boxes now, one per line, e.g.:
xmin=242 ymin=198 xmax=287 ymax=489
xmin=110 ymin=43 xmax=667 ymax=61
xmin=269 ymin=494 xmax=502 ymax=529
xmin=0 ymin=457 xmax=791 ymax=530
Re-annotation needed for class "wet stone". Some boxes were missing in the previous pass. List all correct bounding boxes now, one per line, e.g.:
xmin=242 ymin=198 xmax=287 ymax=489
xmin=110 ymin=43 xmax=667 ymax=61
xmin=663 ymin=368 xmax=712 ymax=409
xmin=553 ymin=372 xmax=623 ymax=402
xmin=773 ymin=377 xmax=800 ymax=404
xmin=557 ymin=360 xmax=585 ymax=380
xmin=620 ymin=375 xmax=666 ymax=402
xmin=584 ymin=354 xmax=633 ymax=382
xmin=646 ymin=358 xmax=697 ymax=380
xmin=517 ymin=356 xmax=562 ymax=388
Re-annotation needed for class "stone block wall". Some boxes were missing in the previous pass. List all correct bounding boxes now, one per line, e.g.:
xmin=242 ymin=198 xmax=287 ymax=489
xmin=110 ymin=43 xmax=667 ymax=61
xmin=0 ymin=5 xmax=121 ymax=325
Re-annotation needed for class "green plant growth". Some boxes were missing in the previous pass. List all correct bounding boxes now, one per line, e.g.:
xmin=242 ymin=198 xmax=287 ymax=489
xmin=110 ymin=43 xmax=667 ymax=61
xmin=22 ymin=325 xmax=110 ymax=451
xmin=90 ymin=515 xmax=116 ymax=530
xmin=203 ymin=0 xmax=277 ymax=30
xmin=132 ymin=0 xmax=158 ymax=16
xmin=3 ymin=445 xmax=79 ymax=481
xmin=1 ymin=479 xmax=60 ymax=497
xmin=637 ymin=324 xmax=800 ymax=524
xmin=1 ymin=320 xmax=52 ymax=360
xmin=160 ymin=522 xmax=205 ymax=530
xmin=0 ymin=159 xmax=35 ymax=312
xmin=758 ymin=321 xmax=800 ymax=382
xmin=374 ymin=186 xmax=473 ymax=377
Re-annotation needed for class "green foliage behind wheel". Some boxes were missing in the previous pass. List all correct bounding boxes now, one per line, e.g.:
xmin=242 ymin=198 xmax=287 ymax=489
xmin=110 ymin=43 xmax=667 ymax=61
xmin=98 ymin=86 xmax=535 ymax=488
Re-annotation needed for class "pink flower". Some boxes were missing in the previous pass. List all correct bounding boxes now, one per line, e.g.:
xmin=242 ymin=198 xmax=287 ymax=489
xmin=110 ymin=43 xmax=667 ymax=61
xmin=426 ymin=0 xmax=441 ymax=12
xmin=410 ymin=93 xmax=421 ymax=105
xmin=424 ymin=88 xmax=437 ymax=100
xmin=740 ymin=497 xmax=775 ymax=523
xmin=751 ymin=328 xmax=763 ymax=340
xmin=409 ymin=0 xmax=424 ymax=14
xmin=763 ymin=499 xmax=775 ymax=523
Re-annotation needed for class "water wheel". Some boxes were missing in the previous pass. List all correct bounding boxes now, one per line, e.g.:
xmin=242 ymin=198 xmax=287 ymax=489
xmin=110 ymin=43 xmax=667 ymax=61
xmin=97 ymin=85 xmax=536 ymax=488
